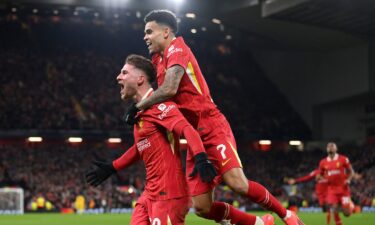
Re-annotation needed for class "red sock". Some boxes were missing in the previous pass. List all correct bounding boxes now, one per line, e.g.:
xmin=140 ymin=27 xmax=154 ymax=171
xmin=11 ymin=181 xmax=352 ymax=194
xmin=326 ymin=212 xmax=331 ymax=225
xmin=333 ymin=212 xmax=342 ymax=225
xmin=205 ymin=202 xmax=256 ymax=225
xmin=247 ymin=181 xmax=287 ymax=218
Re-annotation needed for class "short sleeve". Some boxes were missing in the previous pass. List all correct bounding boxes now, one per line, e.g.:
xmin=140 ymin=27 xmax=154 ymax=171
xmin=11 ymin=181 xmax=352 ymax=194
xmin=165 ymin=41 xmax=190 ymax=70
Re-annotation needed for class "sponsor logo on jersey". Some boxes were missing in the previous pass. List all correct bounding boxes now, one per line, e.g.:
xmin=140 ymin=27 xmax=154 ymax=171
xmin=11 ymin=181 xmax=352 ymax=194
xmin=167 ymin=44 xmax=183 ymax=58
xmin=158 ymin=104 xmax=176 ymax=120
xmin=137 ymin=138 xmax=151 ymax=152
xmin=168 ymin=45 xmax=174 ymax=52
xmin=327 ymin=169 xmax=341 ymax=176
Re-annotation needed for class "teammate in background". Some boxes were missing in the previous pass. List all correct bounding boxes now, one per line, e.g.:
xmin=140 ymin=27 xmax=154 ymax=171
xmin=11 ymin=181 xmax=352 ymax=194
xmin=124 ymin=9 xmax=304 ymax=225
xmin=286 ymin=169 xmax=330 ymax=224
xmin=86 ymin=54 xmax=217 ymax=225
xmin=318 ymin=142 xmax=355 ymax=225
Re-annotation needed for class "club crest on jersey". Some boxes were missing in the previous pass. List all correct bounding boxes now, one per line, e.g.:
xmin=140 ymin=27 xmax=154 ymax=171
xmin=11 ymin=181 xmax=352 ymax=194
xmin=336 ymin=162 xmax=340 ymax=168
xmin=157 ymin=103 xmax=167 ymax=111
xmin=137 ymin=118 xmax=144 ymax=128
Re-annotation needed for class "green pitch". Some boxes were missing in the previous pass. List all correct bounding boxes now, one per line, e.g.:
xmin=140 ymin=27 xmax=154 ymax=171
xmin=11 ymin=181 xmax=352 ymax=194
xmin=0 ymin=212 xmax=373 ymax=225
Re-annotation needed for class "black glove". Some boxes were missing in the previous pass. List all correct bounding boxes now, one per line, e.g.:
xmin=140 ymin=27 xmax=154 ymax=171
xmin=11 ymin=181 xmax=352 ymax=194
xmin=124 ymin=103 xmax=140 ymax=125
xmin=85 ymin=161 xmax=116 ymax=187
xmin=189 ymin=152 xmax=217 ymax=183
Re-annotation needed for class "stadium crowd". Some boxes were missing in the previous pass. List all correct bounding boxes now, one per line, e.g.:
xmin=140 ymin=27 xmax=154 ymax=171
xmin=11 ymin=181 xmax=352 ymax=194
xmin=0 ymin=143 xmax=374 ymax=212
xmin=0 ymin=11 xmax=310 ymax=140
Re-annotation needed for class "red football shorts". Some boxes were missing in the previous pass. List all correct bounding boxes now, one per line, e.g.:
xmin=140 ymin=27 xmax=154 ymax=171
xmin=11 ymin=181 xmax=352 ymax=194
xmin=315 ymin=184 xmax=328 ymax=206
xmin=326 ymin=186 xmax=351 ymax=207
xmin=131 ymin=195 xmax=190 ymax=225
xmin=186 ymin=112 xmax=242 ymax=196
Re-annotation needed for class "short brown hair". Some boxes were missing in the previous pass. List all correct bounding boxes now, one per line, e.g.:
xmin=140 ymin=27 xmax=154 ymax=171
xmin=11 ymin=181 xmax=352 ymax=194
xmin=125 ymin=54 xmax=156 ymax=84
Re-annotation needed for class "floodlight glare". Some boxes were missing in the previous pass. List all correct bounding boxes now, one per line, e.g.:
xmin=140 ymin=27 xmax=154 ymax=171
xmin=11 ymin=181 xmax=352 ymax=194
xmin=68 ymin=137 xmax=82 ymax=143
xmin=191 ymin=29 xmax=197 ymax=34
xmin=108 ymin=138 xmax=122 ymax=143
xmin=212 ymin=18 xmax=221 ymax=24
xmin=289 ymin=140 xmax=302 ymax=146
xmin=179 ymin=139 xmax=187 ymax=144
xmin=28 ymin=137 xmax=42 ymax=142
xmin=185 ymin=13 xmax=196 ymax=19
xmin=259 ymin=140 xmax=271 ymax=145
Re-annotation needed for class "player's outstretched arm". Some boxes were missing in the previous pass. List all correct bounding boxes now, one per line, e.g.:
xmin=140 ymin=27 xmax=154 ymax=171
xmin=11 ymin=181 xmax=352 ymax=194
xmin=294 ymin=169 xmax=319 ymax=183
xmin=85 ymin=145 xmax=140 ymax=187
xmin=137 ymin=65 xmax=184 ymax=110
xmin=346 ymin=165 xmax=355 ymax=184
xmin=85 ymin=160 xmax=116 ymax=187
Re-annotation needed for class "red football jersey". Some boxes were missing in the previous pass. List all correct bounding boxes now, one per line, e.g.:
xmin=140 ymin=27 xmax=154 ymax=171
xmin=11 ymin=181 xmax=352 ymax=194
xmin=133 ymin=99 xmax=188 ymax=200
xmin=152 ymin=37 xmax=218 ymax=127
xmin=319 ymin=154 xmax=351 ymax=187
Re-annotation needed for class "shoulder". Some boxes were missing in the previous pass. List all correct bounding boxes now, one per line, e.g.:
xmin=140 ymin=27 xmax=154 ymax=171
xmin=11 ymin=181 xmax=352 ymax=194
xmin=339 ymin=154 xmax=350 ymax=163
xmin=166 ymin=38 xmax=188 ymax=58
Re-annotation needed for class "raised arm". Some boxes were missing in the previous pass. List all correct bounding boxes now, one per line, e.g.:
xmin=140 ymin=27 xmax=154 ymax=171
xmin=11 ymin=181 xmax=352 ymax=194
xmin=136 ymin=65 xmax=184 ymax=110
xmin=172 ymin=119 xmax=217 ymax=183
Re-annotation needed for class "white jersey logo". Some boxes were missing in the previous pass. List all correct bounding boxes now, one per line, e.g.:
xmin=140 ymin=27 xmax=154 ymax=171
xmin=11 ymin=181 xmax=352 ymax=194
xmin=157 ymin=103 xmax=167 ymax=111
xmin=137 ymin=138 xmax=151 ymax=152
xmin=158 ymin=105 xmax=176 ymax=120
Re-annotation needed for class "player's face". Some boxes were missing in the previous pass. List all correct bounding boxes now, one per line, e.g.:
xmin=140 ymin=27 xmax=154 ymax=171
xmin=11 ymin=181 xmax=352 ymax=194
xmin=326 ymin=143 xmax=337 ymax=155
xmin=144 ymin=21 xmax=167 ymax=54
xmin=116 ymin=63 xmax=141 ymax=101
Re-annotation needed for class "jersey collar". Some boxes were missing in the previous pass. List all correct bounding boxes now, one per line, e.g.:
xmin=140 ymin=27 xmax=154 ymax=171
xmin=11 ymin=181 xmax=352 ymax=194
xmin=327 ymin=153 xmax=338 ymax=162
xmin=141 ymin=88 xmax=154 ymax=101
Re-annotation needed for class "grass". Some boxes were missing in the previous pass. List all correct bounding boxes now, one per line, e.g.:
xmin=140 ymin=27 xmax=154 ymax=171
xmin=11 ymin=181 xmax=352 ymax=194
xmin=0 ymin=212 xmax=373 ymax=225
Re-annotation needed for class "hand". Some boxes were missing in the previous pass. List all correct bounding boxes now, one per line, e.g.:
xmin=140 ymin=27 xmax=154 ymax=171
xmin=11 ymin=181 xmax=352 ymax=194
xmin=85 ymin=161 xmax=116 ymax=187
xmin=189 ymin=152 xmax=217 ymax=183
xmin=124 ymin=103 xmax=140 ymax=125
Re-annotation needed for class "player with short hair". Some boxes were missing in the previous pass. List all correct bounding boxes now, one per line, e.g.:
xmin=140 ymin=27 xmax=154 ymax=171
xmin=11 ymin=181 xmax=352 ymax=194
xmin=86 ymin=54 xmax=218 ymax=225
xmin=318 ymin=142 xmax=355 ymax=225
xmin=124 ymin=9 xmax=304 ymax=225
xmin=286 ymin=169 xmax=330 ymax=224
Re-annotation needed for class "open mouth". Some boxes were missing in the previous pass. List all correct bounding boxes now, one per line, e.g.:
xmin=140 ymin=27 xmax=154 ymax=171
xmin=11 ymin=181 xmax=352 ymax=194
xmin=118 ymin=83 xmax=124 ymax=92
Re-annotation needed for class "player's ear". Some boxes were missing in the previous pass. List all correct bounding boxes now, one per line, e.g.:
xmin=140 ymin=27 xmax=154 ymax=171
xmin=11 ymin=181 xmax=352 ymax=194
xmin=137 ymin=74 xmax=145 ymax=86
xmin=163 ymin=26 xmax=171 ymax=39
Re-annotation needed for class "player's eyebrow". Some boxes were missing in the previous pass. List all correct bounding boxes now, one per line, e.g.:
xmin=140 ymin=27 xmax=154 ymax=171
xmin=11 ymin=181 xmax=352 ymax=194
xmin=144 ymin=28 xmax=152 ymax=34
xmin=121 ymin=69 xmax=127 ymax=74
